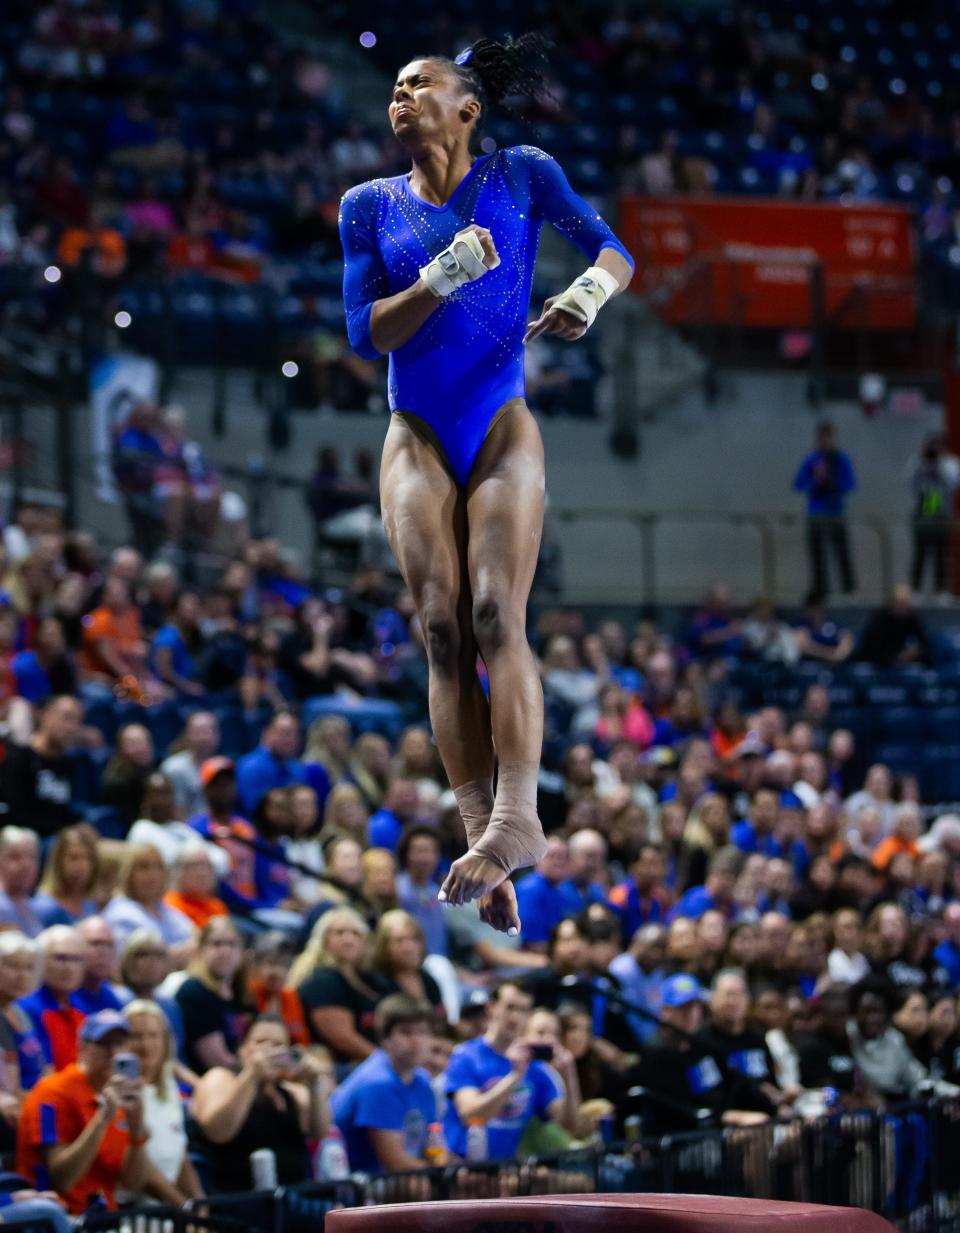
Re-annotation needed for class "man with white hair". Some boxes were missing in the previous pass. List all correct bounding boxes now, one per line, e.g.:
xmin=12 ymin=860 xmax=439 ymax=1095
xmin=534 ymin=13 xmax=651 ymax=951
xmin=74 ymin=919 xmax=125 ymax=1016
xmin=16 ymin=926 xmax=86 ymax=1072
xmin=0 ymin=828 xmax=43 ymax=937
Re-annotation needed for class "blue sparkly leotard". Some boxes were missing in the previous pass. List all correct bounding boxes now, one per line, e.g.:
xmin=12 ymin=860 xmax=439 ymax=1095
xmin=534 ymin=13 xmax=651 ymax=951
xmin=339 ymin=144 xmax=635 ymax=486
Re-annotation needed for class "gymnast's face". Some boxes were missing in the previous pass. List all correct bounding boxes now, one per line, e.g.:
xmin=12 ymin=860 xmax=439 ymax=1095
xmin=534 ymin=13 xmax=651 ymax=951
xmin=389 ymin=60 xmax=480 ymax=146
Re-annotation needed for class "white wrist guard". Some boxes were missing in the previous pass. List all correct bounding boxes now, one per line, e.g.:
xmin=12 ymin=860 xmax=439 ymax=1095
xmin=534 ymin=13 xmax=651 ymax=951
xmin=551 ymin=265 xmax=620 ymax=329
xmin=419 ymin=230 xmax=498 ymax=298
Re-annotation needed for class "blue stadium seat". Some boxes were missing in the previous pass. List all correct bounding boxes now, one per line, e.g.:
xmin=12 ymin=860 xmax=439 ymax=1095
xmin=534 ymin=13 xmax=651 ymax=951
xmin=864 ymin=682 xmax=913 ymax=706
xmin=84 ymin=806 xmax=126 ymax=841
xmin=926 ymin=707 xmax=960 ymax=742
xmin=145 ymin=701 xmax=186 ymax=760
xmin=874 ymin=706 xmax=924 ymax=742
xmin=302 ymin=695 xmax=404 ymax=741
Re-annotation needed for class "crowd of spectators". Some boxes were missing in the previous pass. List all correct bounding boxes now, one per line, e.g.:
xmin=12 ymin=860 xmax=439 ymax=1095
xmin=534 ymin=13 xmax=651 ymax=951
xmin=0 ymin=486 xmax=958 ymax=1215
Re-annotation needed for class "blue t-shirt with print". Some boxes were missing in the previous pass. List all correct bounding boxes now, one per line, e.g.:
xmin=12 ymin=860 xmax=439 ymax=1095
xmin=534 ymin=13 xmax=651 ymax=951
xmin=442 ymin=1036 xmax=561 ymax=1160
xmin=330 ymin=1048 xmax=435 ymax=1175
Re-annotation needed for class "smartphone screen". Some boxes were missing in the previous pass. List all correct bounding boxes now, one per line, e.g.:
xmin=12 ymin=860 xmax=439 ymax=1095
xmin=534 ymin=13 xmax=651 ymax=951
xmin=113 ymin=1052 xmax=140 ymax=1081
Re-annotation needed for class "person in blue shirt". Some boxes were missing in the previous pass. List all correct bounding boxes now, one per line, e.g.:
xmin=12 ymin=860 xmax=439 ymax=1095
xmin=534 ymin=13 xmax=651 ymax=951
xmin=367 ymin=779 xmax=419 ymax=852
xmin=514 ymin=837 xmax=582 ymax=949
xmin=561 ymin=829 xmax=608 ymax=914
xmin=669 ymin=850 xmax=742 ymax=922
xmin=933 ymin=903 xmax=960 ymax=991
xmin=609 ymin=924 xmax=668 ymax=1044
xmin=150 ymin=592 xmax=203 ymax=697
xmin=793 ymin=421 xmax=857 ymax=599
xmin=340 ymin=34 xmax=633 ymax=935
xmin=330 ymin=994 xmax=436 ymax=1174
xmin=731 ymin=787 xmax=785 ymax=859
xmin=396 ymin=827 xmax=448 ymax=958
xmin=608 ymin=845 xmax=669 ymax=941
xmin=11 ymin=617 xmax=76 ymax=704
xmin=686 ymin=584 xmax=744 ymax=661
xmin=235 ymin=711 xmax=322 ymax=817
xmin=442 ymin=980 xmax=573 ymax=1159
xmin=72 ymin=919 xmax=125 ymax=1016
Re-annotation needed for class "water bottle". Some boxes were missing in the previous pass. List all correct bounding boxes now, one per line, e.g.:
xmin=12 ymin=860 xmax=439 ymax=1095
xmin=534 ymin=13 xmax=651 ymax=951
xmin=466 ymin=1118 xmax=488 ymax=1163
xmin=314 ymin=1126 xmax=350 ymax=1181
xmin=250 ymin=1148 xmax=278 ymax=1190
xmin=424 ymin=1122 xmax=448 ymax=1166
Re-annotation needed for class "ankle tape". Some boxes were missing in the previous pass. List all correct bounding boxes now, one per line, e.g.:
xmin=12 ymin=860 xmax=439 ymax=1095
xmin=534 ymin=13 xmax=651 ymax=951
xmin=470 ymin=760 xmax=547 ymax=874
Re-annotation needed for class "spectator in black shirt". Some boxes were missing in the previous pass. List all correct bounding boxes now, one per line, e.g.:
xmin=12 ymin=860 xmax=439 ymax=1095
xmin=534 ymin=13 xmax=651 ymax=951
xmin=174 ymin=917 xmax=252 ymax=1074
xmin=625 ymin=973 xmax=769 ymax=1135
xmin=857 ymin=585 xmax=932 ymax=669
xmin=1 ymin=696 xmax=81 ymax=838
xmin=923 ymin=993 xmax=960 ymax=1085
xmin=796 ymin=987 xmax=856 ymax=1094
xmin=699 ymin=969 xmax=784 ymax=1115
xmin=290 ymin=906 xmax=379 ymax=1066
xmin=100 ymin=724 xmax=155 ymax=830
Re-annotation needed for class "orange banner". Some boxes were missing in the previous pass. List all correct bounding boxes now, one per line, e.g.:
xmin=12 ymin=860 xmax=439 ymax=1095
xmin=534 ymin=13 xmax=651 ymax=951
xmin=619 ymin=196 xmax=917 ymax=330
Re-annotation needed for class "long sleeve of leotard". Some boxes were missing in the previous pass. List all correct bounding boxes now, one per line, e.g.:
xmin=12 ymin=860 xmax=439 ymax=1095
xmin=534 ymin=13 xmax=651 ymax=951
xmin=339 ymin=186 xmax=387 ymax=361
xmin=520 ymin=146 xmax=635 ymax=272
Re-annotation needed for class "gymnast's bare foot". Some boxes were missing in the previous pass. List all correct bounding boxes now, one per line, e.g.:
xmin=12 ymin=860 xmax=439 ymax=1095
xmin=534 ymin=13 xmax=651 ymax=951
xmin=439 ymin=851 xmax=508 ymax=908
xmin=439 ymin=811 xmax=547 ymax=909
xmin=478 ymin=881 xmax=521 ymax=935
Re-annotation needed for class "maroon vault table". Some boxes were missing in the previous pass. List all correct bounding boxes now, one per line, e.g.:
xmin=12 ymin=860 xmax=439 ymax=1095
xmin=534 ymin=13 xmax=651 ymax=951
xmin=327 ymin=1194 xmax=898 ymax=1233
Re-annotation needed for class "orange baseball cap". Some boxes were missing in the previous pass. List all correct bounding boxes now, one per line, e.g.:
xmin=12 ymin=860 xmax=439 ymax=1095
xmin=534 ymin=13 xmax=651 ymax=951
xmin=199 ymin=756 xmax=235 ymax=787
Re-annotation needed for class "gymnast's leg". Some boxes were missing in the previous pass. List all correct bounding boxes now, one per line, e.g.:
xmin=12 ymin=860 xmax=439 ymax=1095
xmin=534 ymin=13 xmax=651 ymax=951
xmin=380 ymin=412 xmax=520 ymax=933
xmin=440 ymin=402 xmax=548 ymax=906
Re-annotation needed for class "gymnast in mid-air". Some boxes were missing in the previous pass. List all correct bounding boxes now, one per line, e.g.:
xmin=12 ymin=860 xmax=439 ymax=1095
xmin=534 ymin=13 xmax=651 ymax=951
xmin=339 ymin=33 xmax=635 ymax=934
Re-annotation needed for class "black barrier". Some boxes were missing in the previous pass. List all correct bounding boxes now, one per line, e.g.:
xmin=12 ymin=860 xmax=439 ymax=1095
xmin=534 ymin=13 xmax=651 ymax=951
xmin=79 ymin=1101 xmax=960 ymax=1233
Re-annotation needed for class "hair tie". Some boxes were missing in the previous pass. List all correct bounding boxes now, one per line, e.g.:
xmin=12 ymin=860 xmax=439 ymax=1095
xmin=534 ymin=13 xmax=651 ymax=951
xmin=454 ymin=47 xmax=474 ymax=66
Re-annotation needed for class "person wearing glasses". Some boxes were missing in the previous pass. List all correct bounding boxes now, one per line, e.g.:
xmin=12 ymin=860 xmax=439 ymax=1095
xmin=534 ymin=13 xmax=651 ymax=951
xmin=15 ymin=926 xmax=87 ymax=1073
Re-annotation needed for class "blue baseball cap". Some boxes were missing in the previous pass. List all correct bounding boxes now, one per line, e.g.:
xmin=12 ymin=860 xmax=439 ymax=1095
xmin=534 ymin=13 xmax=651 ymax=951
xmin=80 ymin=1010 xmax=130 ymax=1043
xmin=661 ymin=974 xmax=703 ymax=1008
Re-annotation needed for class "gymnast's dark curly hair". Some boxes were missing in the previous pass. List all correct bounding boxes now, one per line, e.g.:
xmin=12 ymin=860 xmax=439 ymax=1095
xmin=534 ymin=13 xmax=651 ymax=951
xmin=429 ymin=33 xmax=553 ymax=122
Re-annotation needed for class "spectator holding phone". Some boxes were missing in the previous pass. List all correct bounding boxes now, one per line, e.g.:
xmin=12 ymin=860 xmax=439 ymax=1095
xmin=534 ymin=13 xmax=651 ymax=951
xmin=442 ymin=980 xmax=577 ymax=1161
xmin=16 ymin=1009 xmax=153 ymax=1213
xmin=191 ymin=1012 xmax=330 ymax=1193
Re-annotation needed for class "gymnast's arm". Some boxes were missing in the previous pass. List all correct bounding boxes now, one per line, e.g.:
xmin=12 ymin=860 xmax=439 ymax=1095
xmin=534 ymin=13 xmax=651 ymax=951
xmin=523 ymin=149 xmax=635 ymax=341
xmin=340 ymin=190 xmax=495 ymax=357
xmin=367 ymin=223 xmax=498 ymax=354
xmin=530 ymin=151 xmax=635 ymax=291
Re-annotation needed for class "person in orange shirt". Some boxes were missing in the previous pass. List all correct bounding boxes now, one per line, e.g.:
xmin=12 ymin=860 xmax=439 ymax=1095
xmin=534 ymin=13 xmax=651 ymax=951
xmin=247 ymin=931 xmax=309 ymax=1046
xmin=163 ymin=846 xmax=229 ymax=930
xmin=80 ymin=576 xmax=144 ymax=684
xmin=17 ymin=1010 xmax=152 ymax=1214
xmin=872 ymin=804 xmax=922 ymax=873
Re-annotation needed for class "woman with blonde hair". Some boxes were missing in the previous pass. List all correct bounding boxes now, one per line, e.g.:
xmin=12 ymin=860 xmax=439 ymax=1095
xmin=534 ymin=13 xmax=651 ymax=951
xmin=347 ymin=732 xmax=391 ymax=812
xmin=320 ymin=784 xmax=369 ymax=846
xmin=304 ymin=715 xmax=353 ymax=786
xmin=291 ymin=906 xmax=379 ymax=1065
xmin=102 ymin=842 xmax=194 ymax=960
xmin=34 ymin=826 xmax=99 ymax=926
xmin=679 ymin=793 xmax=730 ymax=890
xmin=174 ymin=916 xmax=251 ymax=1074
xmin=369 ymin=909 xmax=446 ymax=1022
xmin=124 ymin=999 xmax=204 ymax=1205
